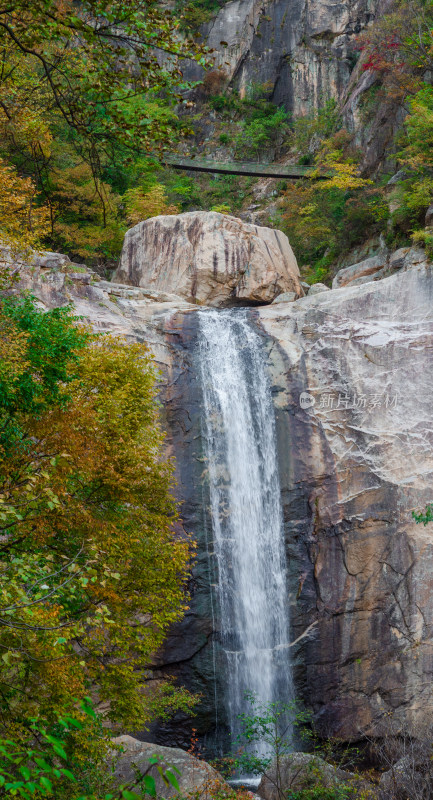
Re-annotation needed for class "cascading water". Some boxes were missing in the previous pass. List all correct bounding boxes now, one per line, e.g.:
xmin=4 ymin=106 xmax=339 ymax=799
xmin=197 ymin=308 xmax=293 ymax=757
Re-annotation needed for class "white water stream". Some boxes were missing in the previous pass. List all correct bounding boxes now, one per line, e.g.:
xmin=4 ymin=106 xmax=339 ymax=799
xmin=197 ymin=308 xmax=293 ymax=752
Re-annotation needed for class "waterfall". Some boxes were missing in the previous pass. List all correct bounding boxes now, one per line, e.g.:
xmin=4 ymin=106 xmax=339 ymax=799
xmin=197 ymin=308 xmax=293 ymax=755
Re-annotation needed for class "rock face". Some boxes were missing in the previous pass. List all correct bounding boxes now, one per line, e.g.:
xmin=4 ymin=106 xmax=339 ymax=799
xmin=184 ymin=0 xmax=378 ymax=118
xmin=163 ymin=260 xmax=433 ymax=747
xmin=113 ymin=211 xmax=302 ymax=306
xmin=307 ymin=282 xmax=330 ymax=295
xmin=332 ymin=246 xmax=426 ymax=288
xmin=113 ymin=736 xmax=229 ymax=798
xmin=257 ymin=753 xmax=375 ymax=799
xmin=15 ymin=244 xmax=433 ymax=752
xmin=179 ymin=0 xmax=405 ymax=175
xmin=260 ymin=262 xmax=433 ymax=740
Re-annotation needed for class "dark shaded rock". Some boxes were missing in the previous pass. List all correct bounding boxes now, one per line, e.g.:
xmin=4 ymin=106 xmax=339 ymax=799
xmin=425 ymin=204 xmax=433 ymax=227
xmin=379 ymin=754 xmax=433 ymax=800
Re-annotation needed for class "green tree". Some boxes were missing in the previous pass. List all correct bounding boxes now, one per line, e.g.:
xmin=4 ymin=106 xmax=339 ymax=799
xmin=389 ymin=86 xmax=433 ymax=246
xmin=234 ymin=107 xmax=289 ymax=160
xmin=0 ymin=0 xmax=206 ymax=263
xmin=0 ymin=0 xmax=204 ymax=164
xmin=0 ymin=291 xmax=196 ymax=771
xmin=228 ymin=693 xmax=312 ymax=798
xmin=0 ymin=700 xmax=181 ymax=799
xmin=279 ymin=130 xmax=386 ymax=283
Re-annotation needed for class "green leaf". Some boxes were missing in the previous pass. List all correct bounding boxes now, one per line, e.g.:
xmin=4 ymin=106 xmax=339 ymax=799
xmin=34 ymin=758 xmax=51 ymax=771
xmin=19 ymin=766 xmax=31 ymax=780
xmin=143 ymin=775 xmax=156 ymax=796
xmin=165 ymin=769 xmax=180 ymax=790
xmin=60 ymin=768 xmax=75 ymax=781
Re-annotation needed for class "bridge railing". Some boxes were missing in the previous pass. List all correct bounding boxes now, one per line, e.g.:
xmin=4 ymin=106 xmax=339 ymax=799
xmin=162 ymin=157 xmax=330 ymax=180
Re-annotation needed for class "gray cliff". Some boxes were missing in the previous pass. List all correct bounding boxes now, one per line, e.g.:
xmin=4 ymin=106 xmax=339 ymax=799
xmin=186 ymin=0 xmax=376 ymax=115
xmin=15 ymin=219 xmax=433 ymax=753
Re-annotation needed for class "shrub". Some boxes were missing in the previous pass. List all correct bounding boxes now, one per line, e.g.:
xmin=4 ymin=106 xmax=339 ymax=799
xmin=0 ymin=702 xmax=180 ymax=799
xmin=211 ymin=203 xmax=232 ymax=213
xmin=123 ymin=184 xmax=180 ymax=225
xmin=279 ymin=129 xmax=387 ymax=282
xmin=0 ymin=294 xmax=196 ymax=769
xmin=411 ymin=228 xmax=433 ymax=259
xmin=292 ymin=99 xmax=341 ymax=154
xmin=234 ymin=107 xmax=289 ymax=160
xmin=203 ymin=70 xmax=228 ymax=96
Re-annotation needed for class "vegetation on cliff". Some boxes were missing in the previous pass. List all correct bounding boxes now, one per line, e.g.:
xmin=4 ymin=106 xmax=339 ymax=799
xmin=0 ymin=276 xmax=196 ymax=794
xmin=3 ymin=0 xmax=433 ymax=282
xmin=0 ymin=0 xmax=205 ymax=268
xmin=0 ymin=0 xmax=201 ymax=774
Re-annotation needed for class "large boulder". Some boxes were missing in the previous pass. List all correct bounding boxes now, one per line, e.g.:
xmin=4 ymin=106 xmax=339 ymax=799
xmin=257 ymin=753 xmax=376 ymax=799
xmin=112 ymin=736 xmax=229 ymax=798
xmin=113 ymin=211 xmax=302 ymax=307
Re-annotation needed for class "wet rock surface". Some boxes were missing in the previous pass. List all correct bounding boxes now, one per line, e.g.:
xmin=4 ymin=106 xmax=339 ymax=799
xmin=260 ymin=262 xmax=433 ymax=740
xmin=113 ymin=211 xmax=302 ymax=307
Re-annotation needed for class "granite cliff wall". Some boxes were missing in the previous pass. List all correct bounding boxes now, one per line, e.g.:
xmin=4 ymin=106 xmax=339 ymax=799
xmin=185 ymin=0 xmax=378 ymax=116
xmin=153 ymin=262 xmax=433 ymax=749
xmin=181 ymin=0 xmax=400 ymax=174
xmin=15 ymin=227 xmax=433 ymax=753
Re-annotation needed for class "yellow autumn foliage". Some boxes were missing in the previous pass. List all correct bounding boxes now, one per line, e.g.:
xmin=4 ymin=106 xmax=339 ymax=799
xmin=124 ymin=183 xmax=180 ymax=226
xmin=0 ymin=159 xmax=50 ymax=258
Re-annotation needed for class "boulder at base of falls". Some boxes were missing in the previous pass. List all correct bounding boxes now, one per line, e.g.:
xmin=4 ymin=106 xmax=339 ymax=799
xmin=112 ymin=736 xmax=230 ymax=799
xmin=257 ymin=753 xmax=377 ymax=800
xmin=113 ymin=211 xmax=302 ymax=307
xmin=378 ymin=753 xmax=433 ymax=800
